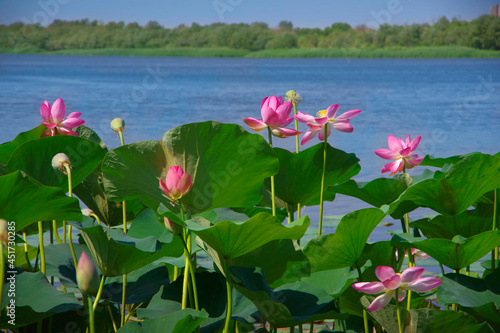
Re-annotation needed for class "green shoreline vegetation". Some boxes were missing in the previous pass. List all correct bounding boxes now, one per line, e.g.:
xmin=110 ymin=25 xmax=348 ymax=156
xmin=1 ymin=14 xmax=499 ymax=58
xmin=1 ymin=46 xmax=499 ymax=58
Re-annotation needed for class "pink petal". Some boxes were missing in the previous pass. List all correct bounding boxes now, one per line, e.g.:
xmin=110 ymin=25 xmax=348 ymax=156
xmin=278 ymin=117 xmax=294 ymax=127
xmin=336 ymin=109 xmax=361 ymax=120
xmin=375 ymin=149 xmax=398 ymax=160
xmin=41 ymin=128 xmax=55 ymax=137
xmin=170 ymin=166 xmax=184 ymax=178
xmin=382 ymin=275 xmax=401 ymax=290
xmin=50 ymin=98 xmax=66 ymax=124
xmin=314 ymin=117 xmax=329 ymax=126
xmin=58 ymin=127 xmax=78 ymax=136
xmin=177 ymin=173 xmax=193 ymax=195
xmin=67 ymin=111 xmax=82 ymax=119
xmin=261 ymin=96 xmax=269 ymax=110
xmin=409 ymin=136 xmax=422 ymax=152
xmin=277 ymin=96 xmax=283 ymax=105
xmin=318 ymin=124 xmax=331 ymax=141
xmin=60 ymin=117 xmax=85 ymax=129
xmin=388 ymin=135 xmax=403 ymax=153
xmin=40 ymin=101 xmax=51 ymax=121
xmin=405 ymin=155 xmax=424 ymax=167
xmin=159 ymin=178 xmax=169 ymax=194
xmin=331 ymin=120 xmax=354 ymax=133
xmin=351 ymin=281 xmax=385 ymax=294
xmin=272 ymin=127 xmax=301 ymax=138
xmin=367 ymin=291 xmax=394 ymax=312
xmin=399 ymin=147 xmax=412 ymax=157
xmin=405 ymin=135 xmax=411 ymax=147
xmin=307 ymin=123 xmax=323 ymax=131
xmin=242 ymin=117 xmax=268 ymax=132
xmin=42 ymin=121 xmax=57 ymax=129
xmin=375 ymin=266 xmax=396 ymax=282
xmin=300 ymin=129 xmax=318 ymax=145
xmin=400 ymin=267 xmax=424 ymax=283
xmin=406 ymin=277 xmax=442 ymax=292
xmin=275 ymin=102 xmax=293 ymax=123
xmin=388 ymin=159 xmax=403 ymax=175
xmin=262 ymin=107 xmax=281 ymax=126
xmin=397 ymin=289 xmax=407 ymax=302
xmin=166 ymin=168 xmax=181 ymax=191
xmin=294 ymin=111 xmax=315 ymax=124
xmin=267 ymin=95 xmax=279 ymax=111
xmin=326 ymin=104 xmax=339 ymax=119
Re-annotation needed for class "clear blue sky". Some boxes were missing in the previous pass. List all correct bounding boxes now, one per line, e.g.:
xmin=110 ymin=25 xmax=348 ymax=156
xmin=0 ymin=0 xmax=497 ymax=29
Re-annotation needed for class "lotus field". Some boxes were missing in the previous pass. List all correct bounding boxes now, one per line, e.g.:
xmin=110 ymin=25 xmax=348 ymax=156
xmin=0 ymin=92 xmax=499 ymax=333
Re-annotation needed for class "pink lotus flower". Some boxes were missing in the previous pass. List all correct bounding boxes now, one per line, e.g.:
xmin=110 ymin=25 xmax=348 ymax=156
xmin=159 ymin=166 xmax=193 ymax=201
xmin=375 ymin=135 xmax=423 ymax=175
xmin=76 ymin=251 xmax=99 ymax=295
xmin=41 ymin=98 xmax=85 ymax=137
xmin=242 ymin=95 xmax=302 ymax=138
xmin=294 ymin=104 xmax=361 ymax=145
xmin=351 ymin=266 xmax=441 ymax=312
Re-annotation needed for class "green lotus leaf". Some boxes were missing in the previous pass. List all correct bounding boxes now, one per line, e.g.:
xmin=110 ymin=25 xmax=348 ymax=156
xmin=304 ymin=208 xmax=388 ymax=272
xmin=411 ymin=211 xmax=493 ymax=239
xmin=0 ymin=125 xmax=46 ymax=164
xmin=266 ymin=144 xmax=360 ymax=208
xmin=437 ymin=272 xmax=500 ymax=308
xmin=389 ymin=153 xmax=500 ymax=218
xmin=116 ymin=309 xmax=208 ymax=333
xmin=6 ymin=135 xmax=106 ymax=190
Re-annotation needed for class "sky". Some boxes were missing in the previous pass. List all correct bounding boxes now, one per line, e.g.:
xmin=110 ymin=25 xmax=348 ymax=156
xmin=0 ymin=0 xmax=498 ymax=29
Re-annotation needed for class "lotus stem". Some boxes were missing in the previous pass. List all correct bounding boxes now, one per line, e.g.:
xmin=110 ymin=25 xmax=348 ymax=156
xmin=267 ymin=128 xmax=276 ymax=216
xmin=395 ymin=290 xmax=403 ymax=333
xmin=63 ymin=163 xmax=78 ymax=270
xmin=121 ymin=274 xmax=127 ymax=326
xmin=37 ymin=221 xmax=46 ymax=275
xmin=318 ymin=123 xmax=328 ymax=236
xmin=173 ymin=266 xmax=179 ymax=281
xmin=222 ymin=260 xmax=233 ymax=333
xmin=93 ymin=275 xmax=106 ymax=311
xmin=292 ymin=101 xmax=302 ymax=219
xmin=493 ymin=189 xmax=498 ymax=269
xmin=298 ymin=324 xmax=303 ymax=333
xmin=180 ymin=234 xmax=199 ymax=310
xmin=87 ymin=294 xmax=95 ymax=333
xmin=309 ymin=322 xmax=314 ymax=332
xmin=107 ymin=305 xmax=118 ymax=332
xmin=22 ymin=231 xmax=33 ymax=271
xmin=363 ymin=309 xmax=369 ymax=333
xmin=63 ymin=221 xmax=67 ymax=243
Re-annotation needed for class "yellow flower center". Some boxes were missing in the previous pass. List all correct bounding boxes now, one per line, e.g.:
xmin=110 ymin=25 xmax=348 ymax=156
xmin=316 ymin=110 xmax=327 ymax=117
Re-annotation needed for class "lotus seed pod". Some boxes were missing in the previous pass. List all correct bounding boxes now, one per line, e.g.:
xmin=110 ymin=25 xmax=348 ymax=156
xmin=51 ymin=153 xmax=71 ymax=174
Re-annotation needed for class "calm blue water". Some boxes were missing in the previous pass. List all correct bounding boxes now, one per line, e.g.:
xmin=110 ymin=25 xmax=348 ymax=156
xmin=1 ymin=54 xmax=499 ymax=233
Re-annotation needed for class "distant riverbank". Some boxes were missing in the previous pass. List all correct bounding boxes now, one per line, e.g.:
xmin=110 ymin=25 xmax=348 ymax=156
xmin=1 ymin=46 xmax=499 ymax=58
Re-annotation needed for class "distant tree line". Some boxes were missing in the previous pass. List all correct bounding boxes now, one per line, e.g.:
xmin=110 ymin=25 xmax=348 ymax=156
xmin=1 ymin=15 xmax=499 ymax=51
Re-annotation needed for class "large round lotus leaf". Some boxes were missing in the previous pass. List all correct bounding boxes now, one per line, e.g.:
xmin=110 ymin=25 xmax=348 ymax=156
xmin=266 ymin=144 xmax=360 ymax=207
xmin=6 ymin=135 xmax=106 ymax=190
xmin=0 ymin=125 xmax=46 ymax=164
xmin=116 ymin=309 xmax=208 ymax=333
xmin=0 ymin=171 xmax=82 ymax=230
xmin=304 ymin=207 xmax=388 ymax=272
xmin=102 ymin=122 xmax=278 ymax=214
xmin=389 ymin=153 xmax=500 ymax=218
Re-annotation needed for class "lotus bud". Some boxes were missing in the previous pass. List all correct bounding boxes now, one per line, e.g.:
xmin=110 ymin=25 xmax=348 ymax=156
xmin=159 ymin=166 xmax=193 ymax=202
xmin=285 ymin=90 xmax=302 ymax=104
xmin=164 ymin=217 xmax=183 ymax=235
xmin=76 ymin=251 xmax=100 ymax=295
xmin=52 ymin=153 xmax=71 ymax=174
xmin=0 ymin=219 xmax=8 ymax=247
xmin=82 ymin=208 xmax=93 ymax=217
xmin=110 ymin=118 xmax=125 ymax=132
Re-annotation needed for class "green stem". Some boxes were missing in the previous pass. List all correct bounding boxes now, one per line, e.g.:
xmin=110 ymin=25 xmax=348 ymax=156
xmin=318 ymin=123 xmax=328 ymax=236
xmin=68 ymin=225 xmax=77 ymax=271
xmin=363 ymin=309 xmax=369 ymax=333
xmin=38 ymin=221 xmax=45 ymax=275
xmin=121 ymin=274 xmax=127 ymax=326
xmin=290 ymin=326 xmax=294 ymax=332
xmin=267 ymin=128 xmax=276 ymax=216
xmin=493 ymin=189 xmax=498 ymax=269
xmin=22 ymin=231 xmax=33 ymax=271
xmin=93 ymin=275 xmax=106 ymax=311
xmin=309 ymin=322 xmax=314 ymax=332
xmin=180 ymin=235 xmax=199 ymax=310
xmin=299 ymin=324 xmax=303 ymax=333
xmin=395 ymin=290 xmax=402 ymax=333
xmin=222 ymin=260 xmax=233 ymax=333
xmin=87 ymin=294 xmax=95 ymax=333
xmin=439 ymin=263 xmax=446 ymax=275
xmin=63 ymin=221 xmax=67 ymax=244
xmin=292 ymin=102 xmax=302 ymax=219
xmin=107 ymin=306 xmax=118 ymax=332
xmin=173 ymin=266 xmax=179 ymax=281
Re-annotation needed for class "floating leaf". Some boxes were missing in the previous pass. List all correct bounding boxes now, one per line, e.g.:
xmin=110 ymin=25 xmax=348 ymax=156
xmin=0 ymin=171 xmax=82 ymax=230
xmin=389 ymin=153 xmax=500 ymax=218
xmin=304 ymin=208 xmax=387 ymax=272
xmin=266 ymin=144 xmax=360 ymax=207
